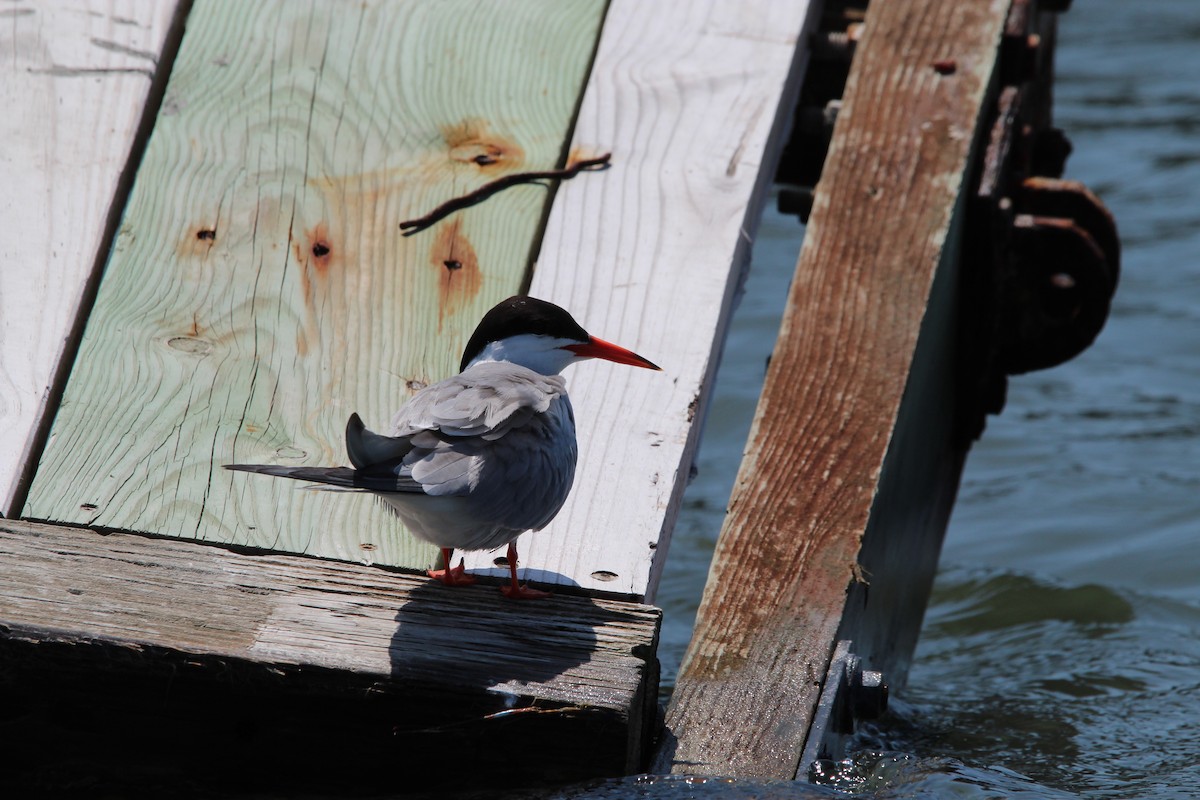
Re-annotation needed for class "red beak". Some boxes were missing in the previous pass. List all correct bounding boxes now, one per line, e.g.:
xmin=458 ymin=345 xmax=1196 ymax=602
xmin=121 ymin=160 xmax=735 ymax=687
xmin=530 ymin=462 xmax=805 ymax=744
xmin=566 ymin=336 xmax=661 ymax=370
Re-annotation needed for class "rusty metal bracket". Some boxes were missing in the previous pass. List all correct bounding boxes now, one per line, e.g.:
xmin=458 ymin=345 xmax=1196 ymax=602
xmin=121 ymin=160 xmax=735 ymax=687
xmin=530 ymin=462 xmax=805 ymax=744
xmin=776 ymin=0 xmax=868 ymax=223
xmin=799 ymin=640 xmax=889 ymax=780
xmin=957 ymin=0 xmax=1118 ymax=443
xmin=998 ymin=183 xmax=1119 ymax=375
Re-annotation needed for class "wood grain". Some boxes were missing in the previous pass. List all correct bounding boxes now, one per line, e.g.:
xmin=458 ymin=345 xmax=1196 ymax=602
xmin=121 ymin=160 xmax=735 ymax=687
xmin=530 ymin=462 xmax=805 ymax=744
xmin=658 ymin=0 xmax=1010 ymax=778
xmin=0 ymin=518 xmax=660 ymax=780
xmin=0 ymin=0 xmax=184 ymax=516
xmin=458 ymin=0 xmax=821 ymax=600
xmin=23 ymin=0 xmax=606 ymax=572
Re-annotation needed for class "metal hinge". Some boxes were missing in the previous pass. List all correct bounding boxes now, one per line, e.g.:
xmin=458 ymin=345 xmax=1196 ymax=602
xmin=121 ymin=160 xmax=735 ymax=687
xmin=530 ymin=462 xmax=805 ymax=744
xmin=957 ymin=0 xmax=1119 ymax=444
xmin=799 ymin=640 xmax=889 ymax=780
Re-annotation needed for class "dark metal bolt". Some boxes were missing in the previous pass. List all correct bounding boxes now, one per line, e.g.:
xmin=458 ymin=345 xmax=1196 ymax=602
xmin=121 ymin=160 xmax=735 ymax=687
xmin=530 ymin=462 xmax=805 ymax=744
xmin=811 ymin=30 xmax=856 ymax=62
xmin=848 ymin=665 xmax=889 ymax=721
xmin=777 ymin=186 xmax=815 ymax=224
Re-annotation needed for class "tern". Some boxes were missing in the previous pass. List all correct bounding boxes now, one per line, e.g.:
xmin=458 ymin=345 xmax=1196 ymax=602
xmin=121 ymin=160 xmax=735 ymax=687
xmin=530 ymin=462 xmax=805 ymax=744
xmin=226 ymin=295 xmax=660 ymax=599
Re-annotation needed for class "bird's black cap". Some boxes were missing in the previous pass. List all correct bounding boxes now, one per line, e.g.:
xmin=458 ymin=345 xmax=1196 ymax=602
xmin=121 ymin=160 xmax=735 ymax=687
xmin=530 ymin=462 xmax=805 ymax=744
xmin=459 ymin=296 xmax=590 ymax=371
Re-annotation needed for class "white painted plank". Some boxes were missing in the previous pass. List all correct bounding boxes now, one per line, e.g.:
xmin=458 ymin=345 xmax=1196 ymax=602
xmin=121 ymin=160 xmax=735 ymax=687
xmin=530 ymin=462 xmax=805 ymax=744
xmin=459 ymin=0 xmax=820 ymax=600
xmin=0 ymin=0 xmax=182 ymax=515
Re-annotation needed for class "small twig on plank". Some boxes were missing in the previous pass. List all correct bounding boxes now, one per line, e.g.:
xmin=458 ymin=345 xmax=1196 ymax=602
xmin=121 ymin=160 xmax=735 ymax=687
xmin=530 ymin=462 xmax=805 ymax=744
xmin=398 ymin=153 xmax=612 ymax=236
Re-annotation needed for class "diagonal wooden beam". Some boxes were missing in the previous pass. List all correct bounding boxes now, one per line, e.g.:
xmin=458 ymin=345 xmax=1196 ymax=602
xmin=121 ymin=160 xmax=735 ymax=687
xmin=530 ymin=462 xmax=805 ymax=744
xmin=658 ymin=0 xmax=1011 ymax=778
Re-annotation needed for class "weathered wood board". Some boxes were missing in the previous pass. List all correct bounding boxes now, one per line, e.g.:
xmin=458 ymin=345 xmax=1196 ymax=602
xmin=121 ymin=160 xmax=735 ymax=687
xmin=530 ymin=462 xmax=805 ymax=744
xmin=0 ymin=518 xmax=660 ymax=787
xmin=658 ymin=0 xmax=1011 ymax=778
xmin=459 ymin=0 xmax=821 ymax=600
xmin=23 ymin=0 xmax=606 ymax=571
xmin=0 ymin=0 xmax=184 ymax=517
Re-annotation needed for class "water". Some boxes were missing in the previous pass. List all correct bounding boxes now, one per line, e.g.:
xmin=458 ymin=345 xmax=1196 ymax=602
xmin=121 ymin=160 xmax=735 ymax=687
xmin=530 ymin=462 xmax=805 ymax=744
xmin=11 ymin=3 xmax=1187 ymax=797
xmin=650 ymin=1 xmax=1200 ymax=798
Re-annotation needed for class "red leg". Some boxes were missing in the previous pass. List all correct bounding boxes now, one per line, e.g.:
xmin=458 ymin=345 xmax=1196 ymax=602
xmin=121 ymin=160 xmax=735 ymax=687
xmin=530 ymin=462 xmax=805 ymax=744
xmin=426 ymin=547 xmax=477 ymax=587
xmin=500 ymin=541 xmax=550 ymax=599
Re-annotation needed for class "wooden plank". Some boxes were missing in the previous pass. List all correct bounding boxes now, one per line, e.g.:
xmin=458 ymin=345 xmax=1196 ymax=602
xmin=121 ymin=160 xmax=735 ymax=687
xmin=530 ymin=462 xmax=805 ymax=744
xmin=0 ymin=519 xmax=660 ymax=788
xmin=459 ymin=0 xmax=822 ymax=600
xmin=0 ymin=0 xmax=184 ymax=516
xmin=657 ymin=0 xmax=1011 ymax=778
xmin=23 ymin=0 xmax=606 ymax=572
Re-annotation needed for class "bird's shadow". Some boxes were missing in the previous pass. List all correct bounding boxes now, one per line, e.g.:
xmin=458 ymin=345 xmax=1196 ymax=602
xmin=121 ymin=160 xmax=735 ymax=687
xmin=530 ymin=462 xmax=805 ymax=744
xmin=388 ymin=570 xmax=615 ymax=691
xmin=384 ymin=573 xmax=657 ymax=781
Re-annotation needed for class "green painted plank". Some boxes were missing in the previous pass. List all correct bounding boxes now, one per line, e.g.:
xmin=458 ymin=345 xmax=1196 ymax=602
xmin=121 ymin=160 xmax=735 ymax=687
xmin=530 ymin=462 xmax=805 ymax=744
xmin=25 ymin=0 xmax=606 ymax=571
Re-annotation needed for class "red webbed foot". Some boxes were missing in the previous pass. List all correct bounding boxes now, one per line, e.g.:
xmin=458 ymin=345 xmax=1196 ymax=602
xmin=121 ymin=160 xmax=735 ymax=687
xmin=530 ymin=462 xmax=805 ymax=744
xmin=427 ymin=549 xmax=477 ymax=587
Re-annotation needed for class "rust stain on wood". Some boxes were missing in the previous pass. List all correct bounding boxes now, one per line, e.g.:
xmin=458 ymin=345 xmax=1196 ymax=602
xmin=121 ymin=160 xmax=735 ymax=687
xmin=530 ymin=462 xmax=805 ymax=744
xmin=177 ymin=222 xmax=219 ymax=259
xmin=292 ymin=222 xmax=337 ymax=281
xmin=430 ymin=218 xmax=481 ymax=329
xmin=290 ymin=222 xmax=344 ymax=356
xmin=442 ymin=117 xmax=525 ymax=172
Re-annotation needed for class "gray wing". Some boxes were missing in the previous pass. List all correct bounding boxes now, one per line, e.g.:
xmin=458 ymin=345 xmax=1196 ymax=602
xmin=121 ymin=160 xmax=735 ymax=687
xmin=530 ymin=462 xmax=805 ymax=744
xmin=463 ymin=394 xmax=578 ymax=531
xmin=382 ymin=362 xmax=570 ymax=499
xmin=390 ymin=362 xmax=566 ymax=440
